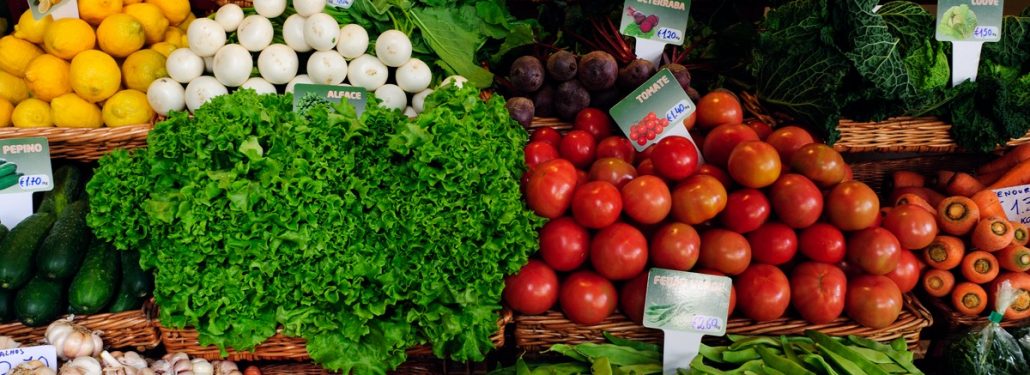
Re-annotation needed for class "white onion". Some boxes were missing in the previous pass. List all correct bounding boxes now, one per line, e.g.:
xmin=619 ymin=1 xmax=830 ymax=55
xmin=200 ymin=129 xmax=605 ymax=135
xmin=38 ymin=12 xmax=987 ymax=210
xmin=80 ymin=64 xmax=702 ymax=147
xmin=336 ymin=24 xmax=368 ymax=59
xmin=374 ymin=29 xmax=412 ymax=67
xmin=237 ymin=15 xmax=274 ymax=52
xmin=215 ymin=4 xmax=244 ymax=32
xmin=306 ymin=50 xmax=347 ymax=85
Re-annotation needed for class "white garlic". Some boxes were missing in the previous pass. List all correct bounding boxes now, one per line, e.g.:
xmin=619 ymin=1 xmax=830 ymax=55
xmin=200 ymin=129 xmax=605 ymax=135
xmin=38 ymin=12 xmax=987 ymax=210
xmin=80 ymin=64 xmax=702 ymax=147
xmin=190 ymin=359 xmax=212 ymax=375
xmin=12 ymin=360 xmax=56 ymax=375
xmin=0 ymin=335 xmax=20 ymax=349
xmin=45 ymin=318 xmax=103 ymax=360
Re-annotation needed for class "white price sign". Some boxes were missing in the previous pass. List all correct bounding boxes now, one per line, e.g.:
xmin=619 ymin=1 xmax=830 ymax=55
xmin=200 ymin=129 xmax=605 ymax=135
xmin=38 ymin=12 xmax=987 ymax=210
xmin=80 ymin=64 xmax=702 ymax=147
xmin=993 ymin=184 xmax=1030 ymax=225
xmin=0 ymin=346 xmax=57 ymax=375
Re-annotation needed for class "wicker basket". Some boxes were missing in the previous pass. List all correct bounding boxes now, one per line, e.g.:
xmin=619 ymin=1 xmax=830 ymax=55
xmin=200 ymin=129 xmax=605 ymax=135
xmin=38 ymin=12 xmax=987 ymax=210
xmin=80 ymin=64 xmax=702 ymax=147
xmin=0 ymin=301 xmax=160 ymax=351
xmin=846 ymin=153 xmax=992 ymax=197
xmin=258 ymin=359 xmax=492 ymax=375
xmin=0 ymin=125 xmax=152 ymax=162
xmin=833 ymin=117 xmax=1030 ymax=154
xmin=925 ymin=295 xmax=1030 ymax=331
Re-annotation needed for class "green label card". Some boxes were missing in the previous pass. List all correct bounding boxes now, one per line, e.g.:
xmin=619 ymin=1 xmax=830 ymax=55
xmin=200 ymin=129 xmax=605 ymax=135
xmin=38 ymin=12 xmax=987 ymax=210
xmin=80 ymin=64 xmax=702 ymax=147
xmin=292 ymin=84 xmax=368 ymax=115
xmin=643 ymin=268 xmax=731 ymax=336
xmin=936 ymin=0 xmax=1004 ymax=42
xmin=610 ymin=69 xmax=698 ymax=152
xmin=0 ymin=138 xmax=53 ymax=195
xmin=619 ymin=0 xmax=691 ymax=45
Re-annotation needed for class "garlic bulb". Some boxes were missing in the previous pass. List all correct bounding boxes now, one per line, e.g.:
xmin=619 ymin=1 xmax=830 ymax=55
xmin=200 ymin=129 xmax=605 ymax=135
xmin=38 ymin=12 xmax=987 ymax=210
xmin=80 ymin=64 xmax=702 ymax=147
xmin=45 ymin=318 xmax=104 ymax=360
xmin=0 ymin=335 xmax=21 ymax=349
xmin=12 ymin=360 xmax=56 ymax=375
xmin=60 ymin=356 xmax=101 ymax=375
xmin=212 ymin=362 xmax=241 ymax=375
xmin=190 ymin=359 xmax=212 ymax=375
xmin=118 ymin=352 xmax=149 ymax=369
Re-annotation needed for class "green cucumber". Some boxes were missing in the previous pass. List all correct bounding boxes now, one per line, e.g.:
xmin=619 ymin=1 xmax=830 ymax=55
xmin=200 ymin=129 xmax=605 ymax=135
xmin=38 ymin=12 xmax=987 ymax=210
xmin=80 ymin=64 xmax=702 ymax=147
xmin=14 ymin=276 xmax=65 ymax=327
xmin=39 ymin=165 xmax=85 ymax=215
xmin=0 ymin=162 xmax=16 ymax=177
xmin=36 ymin=200 xmax=92 ymax=279
xmin=119 ymin=250 xmax=152 ymax=298
xmin=0 ymin=212 xmax=57 ymax=290
xmin=0 ymin=289 xmax=13 ymax=322
xmin=107 ymin=286 xmax=145 ymax=313
xmin=0 ymin=222 xmax=8 ymax=241
xmin=0 ymin=173 xmax=21 ymax=190
xmin=68 ymin=240 xmax=119 ymax=313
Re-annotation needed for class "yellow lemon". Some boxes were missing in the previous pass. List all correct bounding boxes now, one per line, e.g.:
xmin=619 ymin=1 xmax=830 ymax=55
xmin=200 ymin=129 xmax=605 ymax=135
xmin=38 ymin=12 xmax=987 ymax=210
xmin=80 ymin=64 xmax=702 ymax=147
xmin=102 ymin=89 xmax=153 ymax=127
xmin=176 ymin=11 xmax=195 ymax=30
xmin=70 ymin=50 xmax=121 ymax=102
xmin=24 ymin=54 xmax=72 ymax=102
xmin=150 ymin=42 xmax=176 ymax=57
xmin=124 ymin=0 xmax=142 ymax=4
xmin=123 ymin=3 xmax=168 ymax=45
xmin=163 ymin=27 xmax=183 ymax=47
xmin=12 ymin=98 xmax=52 ymax=128
xmin=13 ymin=10 xmax=53 ymax=44
xmin=0 ymin=99 xmax=12 ymax=127
xmin=43 ymin=19 xmax=96 ymax=60
xmin=97 ymin=14 xmax=146 ymax=58
xmin=122 ymin=49 xmax=166 ymax=91
xmin=51 ymin=93 xmax=103 ymax=128
xmin=0 ymin=71 xmax=29 ymax=105
xmin=78 ymin=0 xmax=123 ymax=26
xmin=145 ymin=0 xmax=190 ymax=26
xmin=0 ymin=36 xmax=44 ymax=77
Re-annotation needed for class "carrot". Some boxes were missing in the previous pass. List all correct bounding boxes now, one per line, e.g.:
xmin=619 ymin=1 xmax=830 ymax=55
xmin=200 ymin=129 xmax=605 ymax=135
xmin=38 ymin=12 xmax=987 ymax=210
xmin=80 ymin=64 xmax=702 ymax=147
xmin=971 ymin=217 xmax=1015 ymax=251
xmin=937 ymin=196 xmax=980 ymax=235
xmin=971 ymin=189 xmax=1007 ymax=219
xmin=976 ymin=169 xmax=1005 ymax=186
xmin=895 ymin=193 xmax=936 ymax=215
xmin=891 ymin=171 xmax=925 ymax=189
xmin=1012 ymin=221 xmax=1029 ymax=246
xmin=986 ymin=159 xmax=1030 ymax=190
xmin=961 ymin=250 xmax=1000 ymax=284
xmin=922 ymin=269 xmax=955 ymax=297
xmin=945 ymin=172 xmax=985 ymax=197
xmin=996 ymin=244 xmax=1030 ymax=272
xmin=991 ymin=272 xmax=1030 ymax=320
xmin=978 ymin=143 xmax=1030 ymax=176
xmin=923 ymin=235 xmax=965 ymax=270
xmin=890 ymin=187 xmax=945 ymax=208
xmin=952 ymin=282 xmax=989 ymax=316
xmin=935 ymin=171 xmax=957 ymax=191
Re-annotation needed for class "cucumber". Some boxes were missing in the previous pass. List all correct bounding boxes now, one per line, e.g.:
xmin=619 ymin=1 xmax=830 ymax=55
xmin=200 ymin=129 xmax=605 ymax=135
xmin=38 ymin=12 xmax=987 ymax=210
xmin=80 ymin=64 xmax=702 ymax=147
xmin=39 ymin=165 xmax=85 ymax=215
xmin=119 ymin=250 xmax=152 ymax=298
xmin=36 ymin=200 xmax=91 ymax=280
xmin=0 ymin=212 xmax=57 ymax=290
xmin=68 ymin=240 xmax=119 ymax=313
xmin=107 ymin=286 xmax=145 ymax=313
xmin=0 ymin=162 xmax=16 ymax=177
xmin=0 ymin=222 xmax=8 ymax=241
xmin=0 ymin=289 xmax=13 ymax=322
xmin=0 ymin=173 xmax=20 ymax=190
xmin=14 ymin=276 xmax=65 ymax=327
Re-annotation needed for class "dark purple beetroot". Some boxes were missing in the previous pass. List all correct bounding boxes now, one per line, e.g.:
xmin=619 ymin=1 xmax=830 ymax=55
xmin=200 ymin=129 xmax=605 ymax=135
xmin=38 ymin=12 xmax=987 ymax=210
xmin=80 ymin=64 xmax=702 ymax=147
xmin=618 ymin=59 xmax=657 ymax=91
xmin=590 ymin=88 xmax=622 ymax=109
xmin=662 ymin=63 xmax=692 ymax=91
xmin=555 ymin=80 xmax=590 ymax=121
xmin=686 ymin=87 xmax=700 ymax=102
xmin=533 ymin=85 xmax=555 ymax=117
xmin=510 ymin=56 xmax=545 ymax=93
xmin=577 ymin=51 xmax=618 ymax=91
xmin=505 ymin=97 xmax=535 ymax=127
xmin=546 ymin=50 xmax=578 ymax=82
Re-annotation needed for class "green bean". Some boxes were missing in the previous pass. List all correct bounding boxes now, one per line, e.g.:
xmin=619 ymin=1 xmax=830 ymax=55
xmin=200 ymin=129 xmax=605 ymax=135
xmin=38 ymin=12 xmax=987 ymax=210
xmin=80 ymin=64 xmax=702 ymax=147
xmin=528 ymin=363 xmax=591 ymax=375
xmin=729 ymin=336 xmax=781 ymax=350
xmin=847 ymin=346 xmax=892 ymax=364
xmin=846 ymin=335 xmax=893 ymax=352
xmin=817 ymin=344 xmax=867 ymax=375
xmin=780 ymin=336 xmax=799 ymax=363
xmin=573 ymin=343 xmax=660 ymax=366
xmin=722 ymin=347 xmax=760 ymax=364
xmin=807 ymin=331 xmax=889 ymax=375
xmin=760 ymin=365 xmax=786 ymax=375
xmin=691 ymin=353 xmax=728 ymax=374
xmin=546 ymin=344 xmax=588 ymax=362
xmin=727 ymin=334 xmax=749 ymax=342
xmin=724 ymin=360 xmax=765 ymax=375
xmin=757 ymin=346 xmax=816 ymax=375
xmin=614 ymin=363 xmax=662 ymax=375
xmin=516 ymin=358 xmax=532 ymax=375
xmin=701 ymin=344 xmax=729 ymax=364
xmin=890 ymin=338 xmax=907 ymax=353
xmin=802 ymin=354 xmax=841 ymax=375
xmin=878 ymin=363 xmax=908 ymax=373
xmin=604 ymin=332 xmax=660 ymax=353
xmin=592 ymin=357 xmax=613 ymax=375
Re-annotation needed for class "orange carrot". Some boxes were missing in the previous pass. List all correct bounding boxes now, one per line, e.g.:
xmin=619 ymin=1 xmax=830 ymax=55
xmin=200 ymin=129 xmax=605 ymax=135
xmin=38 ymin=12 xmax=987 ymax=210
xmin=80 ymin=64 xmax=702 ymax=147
xmin=997 ymin=244 xmax=1030 ymax=272
xmin=936 ymin=171 xmax=957 ymax=191
xmin=895 ymin=193 xmax=936 ymax=215
xmin=937 ymin=196 xmax=980 ymax=235
xmin=976 ymin=169 xmax=1006 ymax=186
xmin=978 ymin=143 xmax=1030 ymax=176
xmin=987 ymin=159 xmax=1030 ymax=190
xmin=892 ymin=171 xmax=925 ymax=189
xmin=961 ymin=250 xmax=1000 ymax=284
xmin=952 ymin=282 xmax=988 ymax=316
xmin=991 ymin=272 xmax=1030 ymax=320
xmin=1012 ymin=221 xmax=1029 ymax=246
xmin=923 ymin=235 xmax=965 ymax=270
xmin=891 ymin=187 xmax=945 ymax=208
xmin=971 ymin=189 xmax=1006 ymax=219
xmin=972 ymin=217 xmax=1015 ymax=251
xmin=923 ymin=269 xmax=955 ymax=297
xmin=945 ymin=172 xmax=986 ymax=197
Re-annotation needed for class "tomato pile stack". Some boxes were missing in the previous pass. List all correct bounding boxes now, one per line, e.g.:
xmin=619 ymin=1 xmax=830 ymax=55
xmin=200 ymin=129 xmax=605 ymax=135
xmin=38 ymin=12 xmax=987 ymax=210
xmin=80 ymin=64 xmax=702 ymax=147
xmin=628 ymin=112 xmax=669 ymax=146
xmin=506 ymin=90 xmax=924 ymax=330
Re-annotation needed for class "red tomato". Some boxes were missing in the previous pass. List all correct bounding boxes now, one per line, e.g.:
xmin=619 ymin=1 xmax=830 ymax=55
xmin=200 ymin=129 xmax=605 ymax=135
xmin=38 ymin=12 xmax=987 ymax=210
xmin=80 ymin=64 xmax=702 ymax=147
xmin=791 ymin=262 xmax=846 ymax=324
xmin=697 ymin=268 xmax=736 ymax=315
xmin=720 ymin=188 xmax=770 ymax=233
xmin=524 ymin=142 xmax=560 ymax=169
xmin=699 ymin=229 xmax=751 ymax=275
xmin=746 ymin=120 xmax=773 ymax=140
xmin=728 ymin=140 xmax=782 ymax=188
xmin=847 ymin=227 xmax=902 ymax=275
xmin=886 ymin=250 xmax=921 ymax=293
xmin=621 ymin=176 xmax=672 ymax=225
xmin=698 ymin=164 xmax=733 ymax=188
xmin=651 ymin=136 xmax=700 ymax=181
xmin=636 ymin=159 xmax=656 ymax=176
xmin=503 ymin=260 xmax=559 ymax=314
xmin=576 ymin=169 xmax=589 ymax=187
xmin=790 ymin=143 xmax=846 ymax=188
xmin=671 ymin=174 xmax=728 ymax=225
xmin=538 ymin=217 xmax=590 ymax=272
xmin=588 ymin=158 xmax=637 ymax=189
xmin=526 ymin=159 xmax=578 ymax=218
xmin=651 ymin=222 xmax=701 ymax=271
xmin=559 ymin=130 xmax=597 ymax=168
xmin=531 ymin=127 xmax=562 ymax=148
xmin=799 ymin=223 xmax=846 ymax=263
xmin=683 ymin=111 xmax=697 ymax=130
xmin=696 ymin=90 xmax=744 ymax=130
xmin=769 ymin=174 xmax=824 ymax=228
xmin=571 ymin=181 xmax=622 ymax=229
xmin=591 ymin=223 xmax=649 ymax=280
xmin=559 ymin=270 xmax=618 ymax=325
xmin=735 ymin=264 xmax=790 ymax=321
xmin=620 ymin=272 xmax=649 ymax=324
xmin=702 ymin=124 xmax=759 ymax=168
xmin=574 ymin=108 xmax=613 ymax=140
xmin=597 ymin=136 xmax=636 ymax=164
xmin=846 ymin=275 xmax=903 ymax=329
xmin=748 ymin=222 xmax=798 ymax=265
xmin=636 ymin=144 xmax=656 ymax=163
xmin=765 ymin=126 xmax=815 ymax=164
xmin=882 ymin=205 xmax=938 ymax=249
xmin=827 ymin=181 xmax=880 ymax=231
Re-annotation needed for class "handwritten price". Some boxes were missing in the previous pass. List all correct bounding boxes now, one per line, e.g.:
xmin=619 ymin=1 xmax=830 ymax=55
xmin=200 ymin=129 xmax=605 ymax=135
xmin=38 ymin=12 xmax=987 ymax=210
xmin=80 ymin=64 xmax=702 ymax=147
xmin=974 ymin=26 xmax=999 ymax=39
xmin=17 ymin=175 xmax=50 ymax=190
xmin=656 ymin=27 xmax=683 ymax=43
xmin=691 ymin=315 xmax=724 ymax=333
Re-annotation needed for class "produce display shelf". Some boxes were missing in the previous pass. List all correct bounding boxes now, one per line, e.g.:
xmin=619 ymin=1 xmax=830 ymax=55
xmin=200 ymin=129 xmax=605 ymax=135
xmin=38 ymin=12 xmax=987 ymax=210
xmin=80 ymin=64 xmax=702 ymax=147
xmin=0 ymin=125 xmax=152 ymax=162
xmin=0 ymin=301 xmax=160 ymax=351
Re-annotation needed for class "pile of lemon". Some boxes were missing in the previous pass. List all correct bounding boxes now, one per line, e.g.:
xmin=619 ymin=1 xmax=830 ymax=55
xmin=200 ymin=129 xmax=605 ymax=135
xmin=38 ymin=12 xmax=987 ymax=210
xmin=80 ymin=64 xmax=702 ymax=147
xmin=0 ymin=0 xmax=191 ymax=128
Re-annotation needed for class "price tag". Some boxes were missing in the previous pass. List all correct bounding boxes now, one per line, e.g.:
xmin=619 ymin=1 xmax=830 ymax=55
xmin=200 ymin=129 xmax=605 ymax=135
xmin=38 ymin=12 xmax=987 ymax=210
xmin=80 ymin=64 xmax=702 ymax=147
xmin=619 ymin=0 xmax=692 ymax=64
xmin=643 ymin=268 xmax=732 ymax=374
xmin=610 ymin=69 xmax=701 ymax=155
xmin=27 ymin=0 xmax=79 ymax=20
xmin=327 ymin=0 xmax=355 ymax=9
xmin=0 ymin=346 xmax=58 ymax=375
xmin=936 ymin=0 xmax=1004 ymax=85
xmin=292 ymin=84 xmax=368 ymax=116
xmin=0 ymin=137 xmax=53 ymax=228
xmin=994 ymin=184 xmax=1030 ymax=225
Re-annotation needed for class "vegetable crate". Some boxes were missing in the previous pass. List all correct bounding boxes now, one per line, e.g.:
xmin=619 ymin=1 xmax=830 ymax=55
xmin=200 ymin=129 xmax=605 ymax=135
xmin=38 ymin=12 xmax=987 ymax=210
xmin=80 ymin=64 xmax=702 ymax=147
xmin=0 ymin=125 xmax=152 ymax=162
xmin=0 ymin=301 xmax=160 ymax=351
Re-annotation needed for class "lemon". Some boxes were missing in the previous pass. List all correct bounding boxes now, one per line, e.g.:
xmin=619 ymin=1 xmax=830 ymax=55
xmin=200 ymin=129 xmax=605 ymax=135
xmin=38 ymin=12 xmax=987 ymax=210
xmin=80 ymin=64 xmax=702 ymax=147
xmin=13 ymin=10 xmax=53 ymax=44
xmin=51 ymin=93 xmax=103 ymax=128
xmin=145 ymin=0 xmax=190 ymax=26
xmin=0 ymin=99 xmax=12 ymax=127
xmin=70 ymin=50 xmax=121 ymax=102
xmin=150 ymin=42 xmax=176 ymax=57
xmin=102 ymin=89 xmax=153 ymax=127
xmin=176 ymin=11 xmax=195 ymax=30
xmin=124 ymin=3 xmax=169 ymax=45
xmin=43 ymin=19 xmax=96 ymax=60
xmin=78 ymin=0 xmax=123 ymax=26
xmin=12 ymin=98 xmax=52 ymax=128
xmin=124 ymin=0 xmax=142 ymax=4
xmin=122 ymin=49 xmax=166 ymax=91
xmin=163 ymin=27 xmax=183 ymax=47
xmin=24 ymin=54 xmax=72 ymax=102
xmin=97 ymin=14 xmax=146 ymax=58
xmin=0 ymin=36 xmax=44 ymax=77
xmin=0 ymin=71 xmax=29 ymax=105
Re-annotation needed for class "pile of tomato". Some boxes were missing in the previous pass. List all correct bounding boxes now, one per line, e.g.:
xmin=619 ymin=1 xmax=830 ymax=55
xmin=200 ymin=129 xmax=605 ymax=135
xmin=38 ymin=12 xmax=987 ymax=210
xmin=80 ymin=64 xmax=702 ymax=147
xmin=505 ymin=90 xmax=922 ymax=330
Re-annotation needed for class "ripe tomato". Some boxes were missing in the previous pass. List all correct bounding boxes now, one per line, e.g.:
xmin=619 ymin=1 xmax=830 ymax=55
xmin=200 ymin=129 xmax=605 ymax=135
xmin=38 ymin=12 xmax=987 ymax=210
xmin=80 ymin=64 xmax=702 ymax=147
xmin=790 ymin=143 xmax=846 ymax=188
xmin=846 ymin=275 xmax=902 ymax=329
xmin=827 ymin=181 xmax=880 ymax=231
xmin=886 ymin=250 xmax=920 ymax=293
xmin=574 ymin=108 xmax=614 ymax=140
xmin=538 ymin=217 xmax=590 ymax=272
xmin=769 ymin=174 xmax=823 ymax=228
xmin=636 ymin=159 xmax=656 ymax=176
xmin=882 ymin=205 xmax=938 ymax=249
xmin=591 ymin=223 xmax=648 ymax=280
xmin=504 ymin=260 xmax=559 ymax=314
xmin=696 ymin=90 xmax=744 ymax=130
xmin=576 ymin=170 xmax=589 ymax=187
xmin=651 ymin=136 xmax=700 ymax=181
xmin=765 ymin=126 xmax=815 ymax=163
xmin=697 ymin=268 xmax=736 ymax=315
xmin=526 ymin=159 xmax=578 ymax=218
xmin=559 ymin=130 xmax=597 ymax=168
xmin=720 ymin=188 xmax=770 ymax=233
xmin=560 ymin=270 xmax=618 ymax=325
xmin=620 ymin=272 xmax=649 ymax=324
xmin=799 ymin=223 xmax=846 ymax=263
xmin=702 ymin=124 xmax=759 ymax=168
xmin=735 ymin=264 xmax=790 ymax=321
xmin=746 ymin=119 xmax=773 ymax=140
xmin=524 ymin=142 xmax=560 ymax=169
xmin=571 ymin=181 xmax=622 ymax=229
xmin=671 ymin=175 xmax=727 ymax=225
xmin=791 ymin=262 xmax=846 ymax=324
xmin=728 ymin=140 xmax=782 ymax=188
xmin=748 ymin=222 xmax=798 ymax=266
xmin=531 ymin=126 xmax=562 ymax=148
xmin=651 ymin=222 xmax=701 ymax=271
xmin=636 ymin=144 xmax=656 ymax=163
xmin=699 ymin=229 xmax=751 ymax=275
xmin=621 ymin=176 xmax=672 ymax=225
xmin=683 ymin=111 xmax=697 ymax=130
xmin=847 ymin=227 xmax=902 ymax=275
xmin=698 ymin=164 xmax=733 ymax=188
xmin=597 ymin=136 xmax=636 ymax=164
xmin=588 ymin=158 xmax=637 ymax=189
